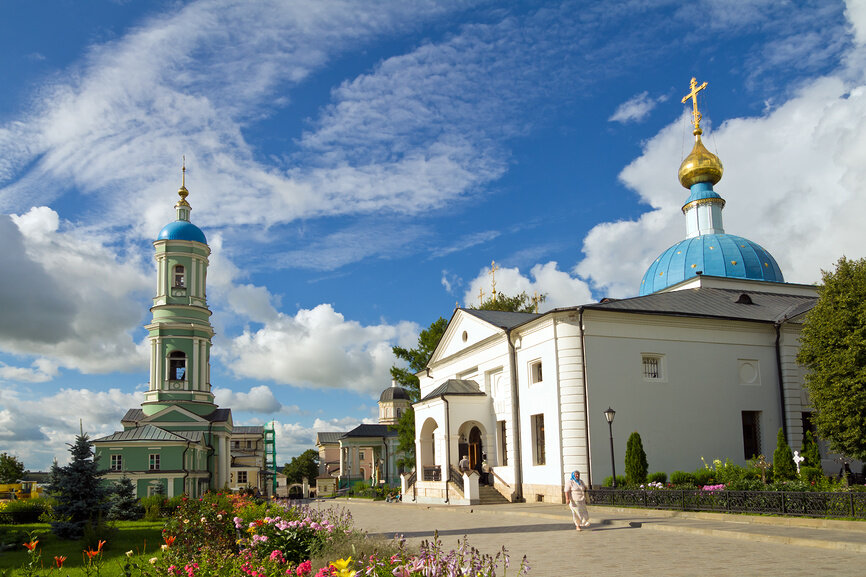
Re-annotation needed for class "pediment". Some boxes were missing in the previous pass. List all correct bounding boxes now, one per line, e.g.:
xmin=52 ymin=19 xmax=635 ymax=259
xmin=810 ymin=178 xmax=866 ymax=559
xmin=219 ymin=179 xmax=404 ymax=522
xmin=141 ymin=405 xmax=208 ymax=424
xmin=428 ymin=310 xmax=505 ymax=365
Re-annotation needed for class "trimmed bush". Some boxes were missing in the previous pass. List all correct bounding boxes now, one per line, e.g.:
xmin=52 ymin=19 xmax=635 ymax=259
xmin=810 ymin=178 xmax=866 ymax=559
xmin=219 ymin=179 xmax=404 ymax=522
xmin=773 ymin=428 xmax=796 ymax=482
xmin=624 ymin=432 xmax=649 ymax=486
xmin=693 ymin=468 xmax=715 ymax=486
xmin=801 ymin=430 xmax=821 ymax=468
xmin=602 ymin=475 xmax=627 ymax=487
xmin=799 ymin=466 xmax=824 ymax=485
xmin=670 ymin=471 xmax=694 ymax=486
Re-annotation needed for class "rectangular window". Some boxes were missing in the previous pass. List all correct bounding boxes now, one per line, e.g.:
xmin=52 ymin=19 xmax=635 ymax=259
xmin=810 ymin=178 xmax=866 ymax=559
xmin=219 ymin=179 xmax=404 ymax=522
xmin=642 ymin=355 xmax=663 ymax=380
xmin=246 ymin=440 xmax=252 ymax=449
xmin=742 ymin=411 xmax=762 ymax=460
xmin=531 ymin=414 xmax=545 ymax=465
xmin=529 ymin=360 xmax=543 ymax=384
xmin=149 ymin=453 xmax=160 ymax=471
xmin=498 ymin=420 xmax=508 ymax=466
xmin=110 ymin=454 xmax=122 ymax=471
xmin=237 ymin=471 xmax=247 ymax=484
xmin=359 ymin=451 xmax=365 ymax=461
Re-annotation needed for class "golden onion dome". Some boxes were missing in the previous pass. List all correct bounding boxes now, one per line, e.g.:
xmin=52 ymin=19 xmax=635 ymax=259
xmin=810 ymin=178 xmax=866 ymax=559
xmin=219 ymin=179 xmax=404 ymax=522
xmin=678 ymin=129 xmax=723 ymax=188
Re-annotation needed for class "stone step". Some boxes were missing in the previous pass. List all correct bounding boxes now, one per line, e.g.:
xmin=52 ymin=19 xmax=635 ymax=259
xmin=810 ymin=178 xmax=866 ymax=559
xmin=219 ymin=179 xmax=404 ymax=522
xmin=478 ymin=484 xmax=510 ymax=505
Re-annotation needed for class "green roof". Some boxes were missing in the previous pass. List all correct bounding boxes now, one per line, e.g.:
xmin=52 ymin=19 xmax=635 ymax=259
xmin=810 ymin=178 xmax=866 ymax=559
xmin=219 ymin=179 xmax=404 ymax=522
xmin=93 ymin=425 xmax=201 ymax=443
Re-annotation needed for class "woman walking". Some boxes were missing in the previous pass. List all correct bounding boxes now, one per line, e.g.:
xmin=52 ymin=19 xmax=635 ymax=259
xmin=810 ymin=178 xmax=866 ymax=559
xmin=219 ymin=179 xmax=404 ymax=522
xmin=566 ymin=470 xmax=590 ymax=531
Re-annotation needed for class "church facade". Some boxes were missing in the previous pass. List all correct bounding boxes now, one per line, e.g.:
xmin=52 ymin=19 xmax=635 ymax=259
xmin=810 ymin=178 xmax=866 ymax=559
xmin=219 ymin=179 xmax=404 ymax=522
xmin=94 ymin=171 xmax=265 ymax=498
xmin=409 ymin=79 xmax=833 ymax=505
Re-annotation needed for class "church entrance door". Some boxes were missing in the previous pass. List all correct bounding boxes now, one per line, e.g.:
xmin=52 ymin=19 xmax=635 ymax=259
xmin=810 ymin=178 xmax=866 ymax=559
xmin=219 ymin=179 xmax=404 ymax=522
xmin=468 ymin=426 xmax=482 ymax=471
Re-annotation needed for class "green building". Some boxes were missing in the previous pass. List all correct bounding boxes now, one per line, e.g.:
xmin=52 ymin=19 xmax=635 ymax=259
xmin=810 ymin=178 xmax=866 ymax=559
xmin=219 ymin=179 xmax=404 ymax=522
xmin=94 ymin=170 xmax=263 ymax=498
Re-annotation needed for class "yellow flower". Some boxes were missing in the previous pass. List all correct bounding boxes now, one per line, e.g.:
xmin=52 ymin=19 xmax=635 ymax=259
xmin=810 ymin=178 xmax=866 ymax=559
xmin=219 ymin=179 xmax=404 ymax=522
xmin=330 ymin=557 xmax=357 ymax=577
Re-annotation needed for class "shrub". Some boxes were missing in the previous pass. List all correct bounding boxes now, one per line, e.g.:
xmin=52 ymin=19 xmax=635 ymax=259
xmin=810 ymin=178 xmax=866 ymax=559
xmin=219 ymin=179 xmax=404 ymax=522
xmin=647 ymin=471 xmax=667 ymax=484
xmin=108 ymin=476 xmax=143 ymax=521
xmin=773 ymin=428 xmax=796 ymax=482
xmin=670 ymin=471 xmax=694 ymax=486
xmin=0 ymin=497 xmax=53 ymax=523
xmin=801 ymin=430 xmax=821 ymax=468
xmin=602 ymin=475 xmax=627 ymax=487
xmin=625 ymin=432 xmax=649 ymax=486
xmin=693 ymin=468 xmax=715 ymax=486
xmin=799 ymin=466 xmax=824 ymax=486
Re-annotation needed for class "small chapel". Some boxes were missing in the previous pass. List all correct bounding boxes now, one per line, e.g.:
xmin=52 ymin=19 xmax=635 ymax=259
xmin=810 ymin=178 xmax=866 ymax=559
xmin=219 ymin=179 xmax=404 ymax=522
xmin=407 ymin=78 xmax=846 ymax=505
xmin=93 ymin=170 xmax=271 ymax=498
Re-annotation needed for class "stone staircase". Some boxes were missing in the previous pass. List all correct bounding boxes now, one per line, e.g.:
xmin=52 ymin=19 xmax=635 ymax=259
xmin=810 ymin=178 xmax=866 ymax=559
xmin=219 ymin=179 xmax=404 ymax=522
xmin=478 ymin=484 xmax=510 ymax=505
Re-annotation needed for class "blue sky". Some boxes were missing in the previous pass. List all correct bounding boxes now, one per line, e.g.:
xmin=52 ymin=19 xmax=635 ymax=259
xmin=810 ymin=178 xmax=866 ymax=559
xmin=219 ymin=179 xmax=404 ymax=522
xmin=2 ymin=0 xmax=865 ymax=471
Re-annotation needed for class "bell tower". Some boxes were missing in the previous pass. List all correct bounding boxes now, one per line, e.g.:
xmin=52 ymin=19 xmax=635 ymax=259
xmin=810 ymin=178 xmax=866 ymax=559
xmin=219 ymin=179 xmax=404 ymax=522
xmin=142 ymin=165 xmax=216 ymax=416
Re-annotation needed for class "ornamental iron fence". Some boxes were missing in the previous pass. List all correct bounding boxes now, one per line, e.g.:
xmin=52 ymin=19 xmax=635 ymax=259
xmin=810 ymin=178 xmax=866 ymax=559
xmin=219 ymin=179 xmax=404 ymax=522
xmin=588 ymin=488 xmax=866 ymax=519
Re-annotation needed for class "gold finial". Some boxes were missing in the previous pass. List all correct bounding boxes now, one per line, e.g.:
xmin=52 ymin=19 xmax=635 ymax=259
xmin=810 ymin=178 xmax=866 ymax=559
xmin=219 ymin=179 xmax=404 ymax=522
xmin=532 ymin=291 xmax=540 ymax=314
xmin=177 ymin=156 xmax=190 ymax=206
xmin=455 ymin=301 xmax=460 ymax=311
xmin=478 ymin=287 xmax=484 ymax=305
xmin=681 ymin=77 xmax=708 ymax=136
xmin=489 ymin=260 xmax=499 ymax=301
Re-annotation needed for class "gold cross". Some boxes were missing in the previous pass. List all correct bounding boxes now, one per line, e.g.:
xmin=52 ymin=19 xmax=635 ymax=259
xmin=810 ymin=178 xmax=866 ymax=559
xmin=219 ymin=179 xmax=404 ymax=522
xmin=681 ymin=77 xmax=708 ymax=132
xmin=489 ymin=260 xmax=499 ymax=300
xmin=532 ymin=291 xmax=539 ymax=313
xmin=478 ymin=287 xmax=484 ymax=305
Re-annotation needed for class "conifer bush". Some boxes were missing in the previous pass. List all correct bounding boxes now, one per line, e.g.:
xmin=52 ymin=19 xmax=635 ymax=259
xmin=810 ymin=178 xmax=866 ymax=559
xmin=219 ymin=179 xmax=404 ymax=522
xmin=624 ymin=432 xmax=648 ymax=485
xmin=48 ymin=432 xmax=111 ymax=539
xmin=801 ymin=430 xmax=821 ymax=468
xmin=773 ymin=428 xmax=796 ymax=481
xmin=108 ymin=476 xmax=143 ymax=520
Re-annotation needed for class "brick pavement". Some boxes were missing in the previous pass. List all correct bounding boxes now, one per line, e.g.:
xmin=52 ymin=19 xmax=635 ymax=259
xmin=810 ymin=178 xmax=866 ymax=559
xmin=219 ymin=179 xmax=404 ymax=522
xmin=325 ymin=499 xmax=866 ymax=576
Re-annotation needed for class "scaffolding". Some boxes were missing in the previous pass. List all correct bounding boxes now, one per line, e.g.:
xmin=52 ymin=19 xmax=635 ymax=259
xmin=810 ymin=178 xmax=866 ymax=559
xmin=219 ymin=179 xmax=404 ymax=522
xmin=264 ymin=421 xmax=277 ymax=497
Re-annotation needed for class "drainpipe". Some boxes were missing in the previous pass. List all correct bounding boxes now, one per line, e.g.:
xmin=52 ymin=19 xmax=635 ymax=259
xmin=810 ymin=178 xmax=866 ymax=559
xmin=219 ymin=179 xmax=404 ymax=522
xmin=774 ymin=322 xmax=788 ymax=442
xmin=505 ymin=327 xmax=523 ymax=502
xmin=579 ymin=307 xmax=592 ymax=486
xmin=443 ymin=395 xmax=451 ymax=504
xmin=182 ymin=440 xmax=192 ymax=496
xmin=206 ymin=421 xmax=215 ymax=490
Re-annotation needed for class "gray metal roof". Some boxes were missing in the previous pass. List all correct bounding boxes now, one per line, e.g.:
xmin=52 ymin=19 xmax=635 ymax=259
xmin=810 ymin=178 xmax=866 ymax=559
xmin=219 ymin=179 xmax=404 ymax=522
xmin=420 ymin=379 xmax=485 ymax=402
xmin=93 ymin=425 xmax=193 ymax=443
xmin=232 ymin=426 xmax=264 ymax=435
xmin=461 ymin=309 xmax=541 ymax=329
xmin=341 ymin=424 xmax=398 ymax=439
xmin=122 ymin=408 xmax=144 ymax=422
xmin=120 ymin=407 xmax=232 ymax=423
xmin=584 ymin=288 xmax=816 ymax=323
xmin=316 ymin=432 xmax=344 ymax=445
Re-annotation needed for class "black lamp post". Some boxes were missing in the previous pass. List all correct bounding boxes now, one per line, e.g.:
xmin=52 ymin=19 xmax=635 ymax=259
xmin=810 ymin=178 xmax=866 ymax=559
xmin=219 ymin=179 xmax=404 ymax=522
xmin=603 ymin=407 xmax=617 ymax=488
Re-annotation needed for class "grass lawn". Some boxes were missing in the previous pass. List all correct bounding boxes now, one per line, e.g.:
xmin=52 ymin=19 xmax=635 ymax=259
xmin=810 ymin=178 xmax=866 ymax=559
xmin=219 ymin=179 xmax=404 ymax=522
xmin=0 ymin=521 xmax=164 ymax=576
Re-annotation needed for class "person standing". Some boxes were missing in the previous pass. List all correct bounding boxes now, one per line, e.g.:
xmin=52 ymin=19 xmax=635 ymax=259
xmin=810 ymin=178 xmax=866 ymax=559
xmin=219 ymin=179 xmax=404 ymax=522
xmin=566 ymin=470 xmax=590 ymax=531
xmin=459 ymin=455 xmax=470 ymax=473
xmin=481 ymin=454 xmax=491 ymax=486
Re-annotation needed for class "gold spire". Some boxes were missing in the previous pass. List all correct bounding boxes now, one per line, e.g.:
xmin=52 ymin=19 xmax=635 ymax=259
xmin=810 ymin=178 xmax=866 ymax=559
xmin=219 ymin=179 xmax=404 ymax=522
xmin=678 ymin=77 xmax=723 ymax=189
xmin=489 ymin=260 xmax=498 ymax=301
xmin=478 ymin=287 xmax=484 ymax=305
xmin=176 ymin=156 xmax=190 ymax=207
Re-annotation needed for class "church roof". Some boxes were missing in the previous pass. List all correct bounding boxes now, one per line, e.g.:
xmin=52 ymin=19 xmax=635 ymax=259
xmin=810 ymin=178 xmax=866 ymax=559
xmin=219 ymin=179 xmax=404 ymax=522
xmin=341 ymin=424 xmax=398 ymax=439
xmin=420 ymin=379 xmax=484 ymax=402
xmin=462 ymin=309 xmax=540 ymax=329
xmin=232 ymin=426 xmax=264 ymax=435
xmin=316 ymin=432 xmax=344 ymax=445
xmin=587 ymin=287 xmax=815 ymax=323
xmin=121 ymin=407 xmax=231 ymax=423
xmin=639 ymin=234 xmax=784 ymax=296
xmin=93 ymin=424 xmax=201 ymax=443
xmin=157 ymin=220 xmax=207 ymax=244
xmin=379 ymin=385 xmax=411 ymax=402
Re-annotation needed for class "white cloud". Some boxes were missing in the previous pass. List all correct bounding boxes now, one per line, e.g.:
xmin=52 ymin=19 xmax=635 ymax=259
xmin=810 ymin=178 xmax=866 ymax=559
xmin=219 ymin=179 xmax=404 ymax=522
xmin=213 ymin=385 xmax=283 ymax=413
xmin=609 ymin=91 xmax=667 ymax=124
xmin=222 ymin=304 xmax=419 ymax=395
xmin=463 ymin=261 xmax=593 ymax=311
xmin=0 ymin=388 xmax=139 ymax=470
xmin=270 ymin=415 xmax=375 ymax=462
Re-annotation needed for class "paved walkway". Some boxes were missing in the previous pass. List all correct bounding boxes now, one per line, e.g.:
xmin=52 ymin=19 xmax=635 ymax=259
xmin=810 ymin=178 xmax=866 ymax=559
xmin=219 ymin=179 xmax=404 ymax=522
xmin=325 ymin=499 xmax=866 ymax=576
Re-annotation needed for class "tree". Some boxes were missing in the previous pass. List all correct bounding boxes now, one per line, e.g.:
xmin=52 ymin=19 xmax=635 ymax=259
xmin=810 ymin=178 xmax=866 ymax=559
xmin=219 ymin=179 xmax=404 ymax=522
xmin=471 ymin=291 xmax=546 ymax=313
xmin=797 ymin=256 xmax=866 ymax=461
xmin=282 ymin=449 xmax=319 ymax=484
xmin=801 ymin=429 xmax=821 ymax=469
xmin=108 ymin=476 xmax=143 ymax=521
xmin=49 ymin=432 xmax=111 ymax=540
xmin=0 ymin=452 xmax=25 ymax=483
xmin=773 ymin=428 xmax=796 ymax=482
xmin=624 ymin=432 xmax=648 ymax=485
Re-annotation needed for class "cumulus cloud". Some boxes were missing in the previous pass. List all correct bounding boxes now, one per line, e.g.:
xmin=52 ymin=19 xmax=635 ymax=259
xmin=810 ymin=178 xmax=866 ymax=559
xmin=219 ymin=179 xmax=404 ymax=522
xmin=463 ymin=261 xmax=593 ymax=311
xmin=222 ymin=304 xmax=419 ymax=395
xmin=213 ymin=385 xmax=283 ymax=413
xmin=609 ymin=91 xmax=667 ymax=124
xmin=0 ymin=388 xmax=139 ymax=469
xmin=269 ymin=415 xmax=374 ymax=462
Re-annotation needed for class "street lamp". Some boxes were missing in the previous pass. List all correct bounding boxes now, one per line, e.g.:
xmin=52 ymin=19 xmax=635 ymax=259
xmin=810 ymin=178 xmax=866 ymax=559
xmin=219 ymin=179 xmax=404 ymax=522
xmin=603 ymin=407 xmax=617 ymax=488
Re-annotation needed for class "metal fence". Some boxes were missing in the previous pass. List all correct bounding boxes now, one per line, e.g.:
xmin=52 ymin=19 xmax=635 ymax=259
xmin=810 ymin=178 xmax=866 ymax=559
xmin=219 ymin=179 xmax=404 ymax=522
xmin=588 ymin=488 xmax=866 ymax=519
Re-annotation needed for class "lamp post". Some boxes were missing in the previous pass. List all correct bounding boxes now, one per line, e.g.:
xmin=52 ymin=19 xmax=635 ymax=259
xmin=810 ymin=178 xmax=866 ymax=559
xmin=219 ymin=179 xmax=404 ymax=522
xmin=604 ymin=407 xmax=617 ymax=488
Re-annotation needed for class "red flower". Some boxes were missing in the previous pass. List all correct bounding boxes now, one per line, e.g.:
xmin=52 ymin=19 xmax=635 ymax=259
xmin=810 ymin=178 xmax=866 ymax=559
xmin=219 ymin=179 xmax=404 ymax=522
xmin=165 ymin=535 xmax=177 ymax=547
xmin=23 ymin=540 xmax=39 ymax=551
xmin=85 ymin=549 xmax=99 ymax=560
xmin=55 ymin=555 xmax=67 ymax=568
xmin=97 ymin=540 xmax=106 ymax=552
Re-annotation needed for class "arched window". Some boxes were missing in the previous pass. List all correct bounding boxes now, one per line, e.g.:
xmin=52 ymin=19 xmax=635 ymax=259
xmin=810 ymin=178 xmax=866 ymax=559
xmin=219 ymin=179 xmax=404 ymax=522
xmin=174 ymin=265 xmax=185 ymax=288
xmin=169 ymin=351 xmax=186 ymax=381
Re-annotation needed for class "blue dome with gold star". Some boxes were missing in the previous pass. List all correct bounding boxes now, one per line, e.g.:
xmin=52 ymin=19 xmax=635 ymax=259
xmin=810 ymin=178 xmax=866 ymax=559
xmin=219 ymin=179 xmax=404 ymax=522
xmin=639 ymin=234 xmax=783 ymax=295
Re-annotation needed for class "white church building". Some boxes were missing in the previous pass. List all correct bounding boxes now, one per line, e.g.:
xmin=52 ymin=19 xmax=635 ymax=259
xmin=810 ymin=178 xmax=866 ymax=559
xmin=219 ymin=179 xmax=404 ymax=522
xmin=408 ymin=80 xmax=834 ymax=505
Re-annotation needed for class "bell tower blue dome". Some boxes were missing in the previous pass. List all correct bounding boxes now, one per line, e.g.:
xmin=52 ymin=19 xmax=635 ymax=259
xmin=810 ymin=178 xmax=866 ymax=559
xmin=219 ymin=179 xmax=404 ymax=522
xmin=155 ymin=164 xmax=207 ymax=245
xmin=639 ymin=77 xmax=784 ymax=296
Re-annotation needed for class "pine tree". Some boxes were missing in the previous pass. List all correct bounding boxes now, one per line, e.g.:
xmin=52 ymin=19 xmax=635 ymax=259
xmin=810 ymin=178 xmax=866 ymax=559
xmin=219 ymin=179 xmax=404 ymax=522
xmin=49 ymin=432 xmax=111 ymax=539
xmin=624 ymin=432 xmax=648 ymax=485
xmin=801 ymin=429 xmax=821 ymax=468
xmin=108 ymin=476 xmax=143 ymax=521
xmin=772 ymin=428 xmax=796 ymax=482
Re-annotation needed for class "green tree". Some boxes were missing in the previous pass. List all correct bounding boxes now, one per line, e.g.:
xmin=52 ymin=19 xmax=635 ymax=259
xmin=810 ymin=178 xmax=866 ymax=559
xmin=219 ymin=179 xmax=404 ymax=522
xmin=472 ymin=291 xmax=546 ymax=313
xmin=624 ymin=432 xmax=648 ymax=485
xmin=49 ymin=432 xmax=111 ymax=540
xmin=107 ymin=476 xmax=143 ymax=521
xmin=282 ymin=449 xmax=319 ymax=484
xmin=0 ymin=452 xmax=25 ymax=483
xmin=773 ymin=428 xmax=796 ymax=481
xmin=801 ymin=429 xmax=821 ymax=468
xmin=797 ymin=256 xmax=866 ymax=461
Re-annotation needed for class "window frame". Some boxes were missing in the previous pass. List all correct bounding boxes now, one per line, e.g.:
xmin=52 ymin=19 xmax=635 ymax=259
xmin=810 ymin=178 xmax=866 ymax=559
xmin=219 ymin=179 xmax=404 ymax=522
xmin=529 ymin=359 xmax=543 ymax=384
xmin=237 ymin=470 xmax=248 ymax=484
xmin=641 ymin=354 xmax=665 ymax=382
xmin=531 ymin=413 xmax=545 ymax=466
xmin=149 ymin=453 xmax=161 ymax=471
xmin=110 ymin=454 xmax=123 ymax=471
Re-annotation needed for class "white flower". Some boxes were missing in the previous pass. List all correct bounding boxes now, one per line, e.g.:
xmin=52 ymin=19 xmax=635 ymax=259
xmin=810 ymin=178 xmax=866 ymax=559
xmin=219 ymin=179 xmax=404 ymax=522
xmin=149 ymin=558 xmax=158 ymax=564
xmin=183 ymin=519 xmax=189 ymax=524
xmin=217 ymin=514 xmax=223 ymax=520
xmin=200 ymin=517 xmax=206 ymax=523
xmin=161 ymin=544 xmax=169 ymax=551
xmin=126 ymin=550 xmax=134 ymax=557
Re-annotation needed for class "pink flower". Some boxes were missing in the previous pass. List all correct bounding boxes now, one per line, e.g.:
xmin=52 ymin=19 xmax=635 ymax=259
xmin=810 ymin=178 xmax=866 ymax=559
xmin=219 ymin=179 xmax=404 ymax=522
xmin=297 ymin=560 xmax=312 ymax=576
xmin=270 ymin=550 xmax=286 ymax=563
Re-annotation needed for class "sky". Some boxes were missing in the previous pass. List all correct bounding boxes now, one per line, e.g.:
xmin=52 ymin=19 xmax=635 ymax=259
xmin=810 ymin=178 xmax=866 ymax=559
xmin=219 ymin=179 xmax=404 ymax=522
xmin=2 ymin=0 xmax=866 ymax=471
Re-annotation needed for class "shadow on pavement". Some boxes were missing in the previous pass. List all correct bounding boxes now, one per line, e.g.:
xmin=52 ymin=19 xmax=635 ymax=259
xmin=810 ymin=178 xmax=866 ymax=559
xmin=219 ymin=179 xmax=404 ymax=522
xmin=369 ymin=521 xmax=640 ymax=539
